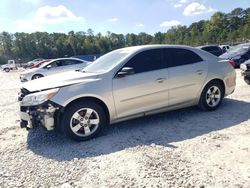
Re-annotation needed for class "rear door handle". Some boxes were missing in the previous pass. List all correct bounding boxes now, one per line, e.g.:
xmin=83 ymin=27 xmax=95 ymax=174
xmin=196 ymin=70 xmax=204 ymax=75
xmin=156 ymin=78 xmax=166 ymax=83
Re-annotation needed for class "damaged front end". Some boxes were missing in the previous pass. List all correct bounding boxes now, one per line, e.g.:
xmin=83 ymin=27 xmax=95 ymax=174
xmin=18 ymin=87 xmax=62 ymax=131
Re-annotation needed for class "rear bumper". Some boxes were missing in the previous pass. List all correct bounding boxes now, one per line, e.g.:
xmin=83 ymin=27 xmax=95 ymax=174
xmin=224 ymin=71 xmax=236 ymax=96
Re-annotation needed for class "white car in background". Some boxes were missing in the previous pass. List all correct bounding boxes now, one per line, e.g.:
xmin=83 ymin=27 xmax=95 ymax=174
xmin=20 ymin=58 xmax=91 ymax=82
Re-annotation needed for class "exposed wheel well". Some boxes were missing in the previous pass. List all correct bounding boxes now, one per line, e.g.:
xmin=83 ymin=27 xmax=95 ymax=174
xmin=64 ymin=97 xmax=110 ymax=124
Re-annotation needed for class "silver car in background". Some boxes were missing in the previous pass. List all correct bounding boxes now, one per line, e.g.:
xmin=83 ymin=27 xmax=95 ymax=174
xmin=20 ymin=58 xmax=90 ymax=82
xmin=19 ymin=45 xmax=236 ymax=141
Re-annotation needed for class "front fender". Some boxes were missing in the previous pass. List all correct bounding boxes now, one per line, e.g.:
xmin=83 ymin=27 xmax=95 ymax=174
xmin=50 ymin=81 xmax=116 ymax=121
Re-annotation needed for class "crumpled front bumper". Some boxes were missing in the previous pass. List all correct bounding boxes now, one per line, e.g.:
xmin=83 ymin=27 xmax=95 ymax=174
xmin=19 ymin=102 xmax=61 ymax=131
xmin=20 ymin=111 xmax=32 ymax=129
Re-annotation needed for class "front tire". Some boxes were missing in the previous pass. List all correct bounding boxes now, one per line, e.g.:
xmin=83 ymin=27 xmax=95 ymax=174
xmin=62 ymin=101 xmax=106 ymax=141
xmin=198 ymin=81 xmax=224 ymax=111
xmin=31 ymin=74 xmax=44 ymax=80
xmin=4 ymin=68 xmax=10 ymax=72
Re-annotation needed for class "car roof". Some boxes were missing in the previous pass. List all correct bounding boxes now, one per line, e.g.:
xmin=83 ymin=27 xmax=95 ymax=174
xmin=50 ymin=57 xmax=85 ymax=61
xmin=197 ymin=45 xmax=220 ymax=48
xmin=116 ymin=44 xmax=198 ymax=54
xmin=39 ymin=57 xmax=87 ymax=67
xmin=238 ymin=42 xmax=250 ymax=47
xmin=113 ymin=44 xmax=218 ymax=62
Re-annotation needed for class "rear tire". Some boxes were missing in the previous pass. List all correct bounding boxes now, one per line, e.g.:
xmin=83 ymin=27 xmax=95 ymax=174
xmin=198 ymin=81 xmax=224 ymax=111
xmin=31 ymin=74 xmax=43 ymax=80
xmin=62 ymin=101 xmax=106 ymax=141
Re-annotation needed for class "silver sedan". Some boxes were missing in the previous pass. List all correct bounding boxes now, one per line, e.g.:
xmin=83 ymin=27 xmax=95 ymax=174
xmin=20 ymin=58 xmax=90 ymax=82
xmin=19 ymin=45 xmax=236 ymax=141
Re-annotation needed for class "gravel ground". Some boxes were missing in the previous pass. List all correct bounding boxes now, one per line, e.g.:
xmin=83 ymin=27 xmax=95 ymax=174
xmin=0 ymin=69 xmax=249 ymax=188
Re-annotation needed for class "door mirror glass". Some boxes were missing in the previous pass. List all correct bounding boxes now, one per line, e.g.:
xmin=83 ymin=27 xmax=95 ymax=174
xmin=46 ymin=65 xmax=52 ymax=69
xmin=117 ymin=67 xmax=135 ymax=78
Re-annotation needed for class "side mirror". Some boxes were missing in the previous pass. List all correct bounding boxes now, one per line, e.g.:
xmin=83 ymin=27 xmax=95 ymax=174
xmin=117 ymin=67 xmax=135 ymax=78
xmin=46 ymin=65 xmax=52 ymax=69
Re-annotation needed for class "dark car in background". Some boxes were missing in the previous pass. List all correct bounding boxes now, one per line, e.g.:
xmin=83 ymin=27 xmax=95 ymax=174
xmin=198 ymin=45 xmax=223 ymax=57
xmin=72 ymin=54 xmax=101 ymax=62
xmin=220 ymin=43 xmax=250 ymax=68
xmin=240 ymin=59 xmax=250 ymax=85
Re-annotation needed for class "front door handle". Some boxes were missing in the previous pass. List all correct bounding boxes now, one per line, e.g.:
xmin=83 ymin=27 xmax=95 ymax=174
xmin=196 ymin=70 xmax=204 ymax=75
xmin=156 ymin=78 xmax=166 ymax=83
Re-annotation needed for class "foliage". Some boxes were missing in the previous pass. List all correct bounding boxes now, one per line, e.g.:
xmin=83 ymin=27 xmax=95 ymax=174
xmin=0 ymin=8 xmax=249 ymax=64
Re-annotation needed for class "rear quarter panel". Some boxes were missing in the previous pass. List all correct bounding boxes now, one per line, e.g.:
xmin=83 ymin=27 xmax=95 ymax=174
xmin=194 ymin=49 xmax=236 ymax=101
xmin=203 ymin=59 xmax=235 ymax=98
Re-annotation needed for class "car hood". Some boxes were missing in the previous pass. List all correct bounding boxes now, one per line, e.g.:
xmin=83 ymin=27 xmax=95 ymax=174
xmin=22 ymin=71 xmax=101 ymax=92
xmin=219 ymin=51 xmax=244 ymax=59
xmin=21 ymin=68 xmax=40 ymax=74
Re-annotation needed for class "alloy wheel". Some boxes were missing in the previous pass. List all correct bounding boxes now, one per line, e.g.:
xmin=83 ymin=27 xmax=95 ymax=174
xmin=206 ymin=86 xmax=221 ymax=107
xmin=70 ymin=108 xmax=100 ymax=137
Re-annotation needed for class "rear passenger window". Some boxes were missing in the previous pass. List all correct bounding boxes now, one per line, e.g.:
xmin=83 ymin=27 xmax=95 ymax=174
xmin=125 ymin=49 xmax=164 ymax=73
xmin=73 ymin=60 xmax=84 ymax=64
xmin=166 ymin=48 xmax=203 ymax=67
xmin=61 ymin=60 xmax=78 ymax=66
xmin=203 ymin=46 xmax=220 ymax=51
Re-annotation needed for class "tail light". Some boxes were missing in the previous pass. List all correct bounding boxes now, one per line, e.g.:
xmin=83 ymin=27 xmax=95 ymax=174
xmin=228 ymin=60 xmax=236 ymax=68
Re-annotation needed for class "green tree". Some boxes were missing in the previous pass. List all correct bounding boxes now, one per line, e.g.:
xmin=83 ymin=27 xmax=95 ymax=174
xmin=0 ymin=7 xmax=250 ymax=65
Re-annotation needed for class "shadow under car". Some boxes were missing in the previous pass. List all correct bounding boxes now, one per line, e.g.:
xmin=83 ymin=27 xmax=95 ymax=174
xmin=27 ymin=98 xmax=250 ymax=161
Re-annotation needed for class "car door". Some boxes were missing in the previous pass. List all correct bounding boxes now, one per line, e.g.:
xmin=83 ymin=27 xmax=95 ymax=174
xmin=43 ymin=60 xmax=65 ymax=76
xmin=112 ymin=49 xmax=169 ymax=118
xmin=74 ymin=60 xmax=89 ymax=70
xmin=60 ymin=59 xmax=82 ymax=71
xmin=165 ymin=48 xmax=208 ymax=106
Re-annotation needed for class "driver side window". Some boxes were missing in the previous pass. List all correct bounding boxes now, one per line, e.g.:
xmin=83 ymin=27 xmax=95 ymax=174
xmin=247 ymin=50 xmax=250 ymax=58
xmin=125 ymin=49 xmax=163 ymax=74
xmin=47 ymin=60 xmax=62 ymax=68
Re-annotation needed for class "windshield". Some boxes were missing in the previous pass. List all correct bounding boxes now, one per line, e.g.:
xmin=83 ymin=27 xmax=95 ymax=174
xmin=36 ymin=60 xmax=50 ymax=67
xmin=83 ymin=49 xmax=131 ymax=73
